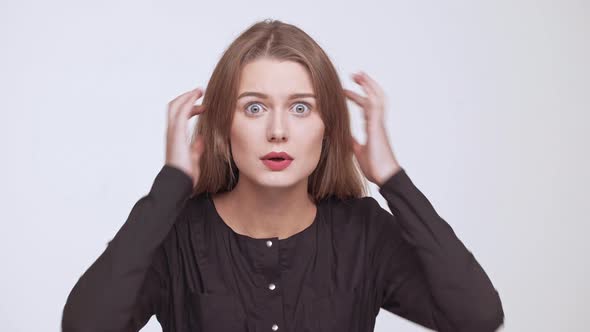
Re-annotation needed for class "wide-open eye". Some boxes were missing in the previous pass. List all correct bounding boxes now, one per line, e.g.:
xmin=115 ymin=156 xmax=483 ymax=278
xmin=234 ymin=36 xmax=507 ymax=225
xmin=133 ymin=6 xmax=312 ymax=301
xmin=244 ymin=101 xmax=312 ymax=116
xmin=245 ymin=102 xmax=264 ymax=115
xmin=292 ymin=102 xmax=312 ymax=115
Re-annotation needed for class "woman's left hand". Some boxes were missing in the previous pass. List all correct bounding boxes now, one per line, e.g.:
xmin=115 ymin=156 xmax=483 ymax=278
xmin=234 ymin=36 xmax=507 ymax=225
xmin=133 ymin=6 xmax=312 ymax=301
xmin=344 ymin=71 xmax=402 ymax=187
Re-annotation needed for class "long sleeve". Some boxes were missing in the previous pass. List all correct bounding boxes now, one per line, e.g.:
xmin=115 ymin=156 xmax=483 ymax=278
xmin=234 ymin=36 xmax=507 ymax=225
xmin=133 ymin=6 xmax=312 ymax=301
xmin=372 ymin=167 xmax=504 ymax=331
xmin=61 ymin=164 xmax=194 ymax=332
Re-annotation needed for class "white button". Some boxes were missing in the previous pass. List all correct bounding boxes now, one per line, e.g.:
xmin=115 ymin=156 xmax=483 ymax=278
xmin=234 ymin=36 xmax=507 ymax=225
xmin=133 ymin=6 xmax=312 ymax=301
xmin=266 ymin=240 xmax=273 ymax=247
xmin=272 ymin=324 xmax=279 ymax=331
xmin=268 ymin=283 xmax=276 ymax=290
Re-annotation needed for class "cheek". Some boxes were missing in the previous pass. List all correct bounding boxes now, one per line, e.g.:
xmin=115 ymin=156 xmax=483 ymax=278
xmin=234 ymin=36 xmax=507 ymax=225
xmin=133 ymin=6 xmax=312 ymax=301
xmin=229 ymin=130 xmax=248 ymax=161
xmin=229 ymin=120 xmax=260 ymax=164
xmin=299 ymin=125 xmax=325 ymax=163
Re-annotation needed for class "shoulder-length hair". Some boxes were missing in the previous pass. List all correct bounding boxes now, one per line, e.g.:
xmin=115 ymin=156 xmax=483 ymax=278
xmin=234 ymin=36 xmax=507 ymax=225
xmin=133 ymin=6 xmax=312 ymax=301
xmin=191 ymin=19 xmax=369 ymax=203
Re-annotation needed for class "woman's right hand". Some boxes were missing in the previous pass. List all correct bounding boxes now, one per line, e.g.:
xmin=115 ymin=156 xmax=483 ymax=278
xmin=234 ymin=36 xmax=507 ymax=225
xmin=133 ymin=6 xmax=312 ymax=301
xmin=165 ymin=87 xmax=207 ymax=188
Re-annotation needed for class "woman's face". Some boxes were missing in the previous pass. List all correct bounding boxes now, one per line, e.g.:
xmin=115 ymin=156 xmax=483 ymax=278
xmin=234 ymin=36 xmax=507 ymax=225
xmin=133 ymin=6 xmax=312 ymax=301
xmin=230 ymin=57 xmax=325 ymax=189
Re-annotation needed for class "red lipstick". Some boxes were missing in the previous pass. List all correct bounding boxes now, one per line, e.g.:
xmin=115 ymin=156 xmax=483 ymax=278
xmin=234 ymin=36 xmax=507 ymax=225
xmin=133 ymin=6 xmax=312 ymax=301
xmin=261 ymin=151 xmax=293 ymax=171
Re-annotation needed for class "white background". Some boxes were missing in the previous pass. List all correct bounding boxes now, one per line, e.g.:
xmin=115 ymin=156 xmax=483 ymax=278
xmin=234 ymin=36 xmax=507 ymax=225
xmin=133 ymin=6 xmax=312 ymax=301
xmin=1 ymin=0 xmax=588 ymax=331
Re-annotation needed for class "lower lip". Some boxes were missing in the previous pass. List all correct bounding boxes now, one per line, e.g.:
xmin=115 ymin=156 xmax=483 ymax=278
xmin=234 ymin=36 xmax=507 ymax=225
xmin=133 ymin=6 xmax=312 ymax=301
xmin=261 ymin=159 xmax=293 ymax=171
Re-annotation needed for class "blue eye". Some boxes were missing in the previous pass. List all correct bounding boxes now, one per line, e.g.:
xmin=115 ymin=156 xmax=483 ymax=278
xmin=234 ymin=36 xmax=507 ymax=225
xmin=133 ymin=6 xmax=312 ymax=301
xmin=245 ymin=102 xmax=264 ymax=115
xmin=243 ymin=101 xmax=312 ymax=116
xmin=292 ymin=102 xmax=311 ymax=115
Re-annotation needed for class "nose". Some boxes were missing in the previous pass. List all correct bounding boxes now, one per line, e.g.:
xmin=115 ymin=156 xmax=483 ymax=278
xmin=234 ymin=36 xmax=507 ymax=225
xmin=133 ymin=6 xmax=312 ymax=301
xmin=269 ymin=131 xmax=287 ymax=142
xmin=267 ymin=109 xmax=288 ymax=142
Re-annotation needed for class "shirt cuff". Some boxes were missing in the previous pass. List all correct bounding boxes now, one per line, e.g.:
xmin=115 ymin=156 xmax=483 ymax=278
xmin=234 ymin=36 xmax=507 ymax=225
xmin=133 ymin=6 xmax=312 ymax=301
xmin=377 ymin=167 xmax=411 ymax=195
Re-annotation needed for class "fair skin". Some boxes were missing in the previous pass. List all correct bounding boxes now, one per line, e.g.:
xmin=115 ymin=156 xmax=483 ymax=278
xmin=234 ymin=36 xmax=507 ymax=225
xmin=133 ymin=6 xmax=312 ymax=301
xmin=212 ymin=58 xmax=324 ymax=240
xmin=165 ymin=59 xmax=401 ymax=240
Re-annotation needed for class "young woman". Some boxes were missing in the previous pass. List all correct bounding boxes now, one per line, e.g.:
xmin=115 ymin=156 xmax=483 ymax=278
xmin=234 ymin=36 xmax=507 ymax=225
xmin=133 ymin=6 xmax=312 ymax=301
xmin=62 ymin=19 xmax=504 ymax=332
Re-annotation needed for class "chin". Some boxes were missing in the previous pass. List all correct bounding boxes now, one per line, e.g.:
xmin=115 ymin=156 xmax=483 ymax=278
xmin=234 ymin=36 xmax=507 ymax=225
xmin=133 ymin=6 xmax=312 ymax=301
xmin=254 ymin=173 xmax=300 ymax=188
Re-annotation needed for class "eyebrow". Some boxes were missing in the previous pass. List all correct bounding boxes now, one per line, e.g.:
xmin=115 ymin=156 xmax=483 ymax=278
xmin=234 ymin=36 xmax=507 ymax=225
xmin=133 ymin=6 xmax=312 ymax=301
xmin=237 ymin=92 xmax=316 ymax=100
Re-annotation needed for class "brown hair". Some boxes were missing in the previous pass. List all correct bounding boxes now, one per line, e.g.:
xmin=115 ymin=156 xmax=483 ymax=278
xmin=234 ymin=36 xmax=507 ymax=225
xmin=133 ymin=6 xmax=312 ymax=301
xmin=191 ymin=19 xmax=369 ymax=203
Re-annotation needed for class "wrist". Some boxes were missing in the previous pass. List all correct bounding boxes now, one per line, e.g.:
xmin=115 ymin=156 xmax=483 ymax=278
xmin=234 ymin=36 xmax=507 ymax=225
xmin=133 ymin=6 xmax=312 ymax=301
xmin=376 ymin=162 xmax=402 ymax=187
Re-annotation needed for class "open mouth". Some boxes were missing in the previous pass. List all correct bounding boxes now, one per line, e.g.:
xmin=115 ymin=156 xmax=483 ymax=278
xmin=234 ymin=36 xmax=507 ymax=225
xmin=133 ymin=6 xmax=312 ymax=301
xmin=261 ymin=157 xmax=292 ymax=171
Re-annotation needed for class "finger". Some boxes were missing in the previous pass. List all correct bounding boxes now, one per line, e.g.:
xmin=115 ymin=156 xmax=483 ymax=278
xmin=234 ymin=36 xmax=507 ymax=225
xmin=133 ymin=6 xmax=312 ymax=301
xmin=167 ymin=89 xmax=203 ymax=142
xmin=175 ymin=88 xmax=204 ymax=122
xmin=189 ymin=104 xmax=206 ymax=117
xmin=179 ymin=88 xmax=204 ymax=114
xmin=344 ymin=88 xmax=370 ymax=122
xmin=351 ymin=72 xmax=377 ymax=100
xmin=191 ymin=133 xmax=205 ymax=155
xmin=350 ymin=134 xmax=363 ymax=153
xmin=358 ymin=71 xmax=385 ymax=100
xmin=343 ymin=88 xmax=368 ymax=108
xmin=168 ymin=87 xmax=203 ymax=119
xmin=168 ymin=88 xmax=199 ymax=111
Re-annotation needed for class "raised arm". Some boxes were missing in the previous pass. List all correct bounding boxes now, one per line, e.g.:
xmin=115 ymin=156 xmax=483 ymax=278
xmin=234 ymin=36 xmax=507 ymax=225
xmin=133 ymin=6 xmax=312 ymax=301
xmin=62 ymin=85 xmax=209 ymax=331
xmin=372 ymin=168 xmax=504 ymax=331
xmin=61 ymin=165 xmax=193 ymax=332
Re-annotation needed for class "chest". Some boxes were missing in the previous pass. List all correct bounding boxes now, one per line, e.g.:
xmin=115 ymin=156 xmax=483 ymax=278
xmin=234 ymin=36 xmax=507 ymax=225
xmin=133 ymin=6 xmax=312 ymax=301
xmin=185 ymin=284 xmax=378 ymax=332
xmin=163 ymin=201 xmax=383 ymax=332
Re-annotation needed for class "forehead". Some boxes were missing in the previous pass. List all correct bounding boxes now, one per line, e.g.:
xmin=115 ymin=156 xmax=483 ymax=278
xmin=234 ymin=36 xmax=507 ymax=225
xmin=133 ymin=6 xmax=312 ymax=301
xmin=238 ymin=58 xmax=314 ymax=97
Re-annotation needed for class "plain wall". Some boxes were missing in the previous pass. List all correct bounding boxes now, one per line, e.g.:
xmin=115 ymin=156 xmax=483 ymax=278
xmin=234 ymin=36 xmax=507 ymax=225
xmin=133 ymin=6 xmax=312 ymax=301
xmin=1 ymin=0 xmax=588 ymax=331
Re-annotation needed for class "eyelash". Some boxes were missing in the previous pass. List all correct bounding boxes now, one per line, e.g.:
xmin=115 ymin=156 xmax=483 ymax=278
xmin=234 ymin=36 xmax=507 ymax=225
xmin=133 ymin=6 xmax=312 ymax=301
xmin=243 ymin=101 xmax=313 ymax=116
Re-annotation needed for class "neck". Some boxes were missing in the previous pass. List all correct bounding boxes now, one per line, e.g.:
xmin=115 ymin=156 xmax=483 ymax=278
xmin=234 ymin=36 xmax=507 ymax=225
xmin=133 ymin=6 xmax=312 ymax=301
xmin=213 ymin=175 xmax=317 ymax=240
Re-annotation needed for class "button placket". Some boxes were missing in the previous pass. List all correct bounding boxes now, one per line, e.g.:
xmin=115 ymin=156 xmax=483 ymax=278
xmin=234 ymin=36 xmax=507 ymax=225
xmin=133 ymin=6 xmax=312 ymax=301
xmin=261 ymin=238 xmax=282 ymax=332
xmin=265 ymin=239 xmax=278 ymax=300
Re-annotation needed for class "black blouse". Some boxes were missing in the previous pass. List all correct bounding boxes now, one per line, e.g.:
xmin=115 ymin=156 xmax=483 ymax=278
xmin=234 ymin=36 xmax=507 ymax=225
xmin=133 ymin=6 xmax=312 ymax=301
xmin=61 ymin=165 xmax=504 ymax=332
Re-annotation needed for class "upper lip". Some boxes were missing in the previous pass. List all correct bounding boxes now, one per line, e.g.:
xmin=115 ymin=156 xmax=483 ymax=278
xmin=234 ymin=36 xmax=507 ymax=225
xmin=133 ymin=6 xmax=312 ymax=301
xmin=261 ymin=151 xmax=293 ymax=160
